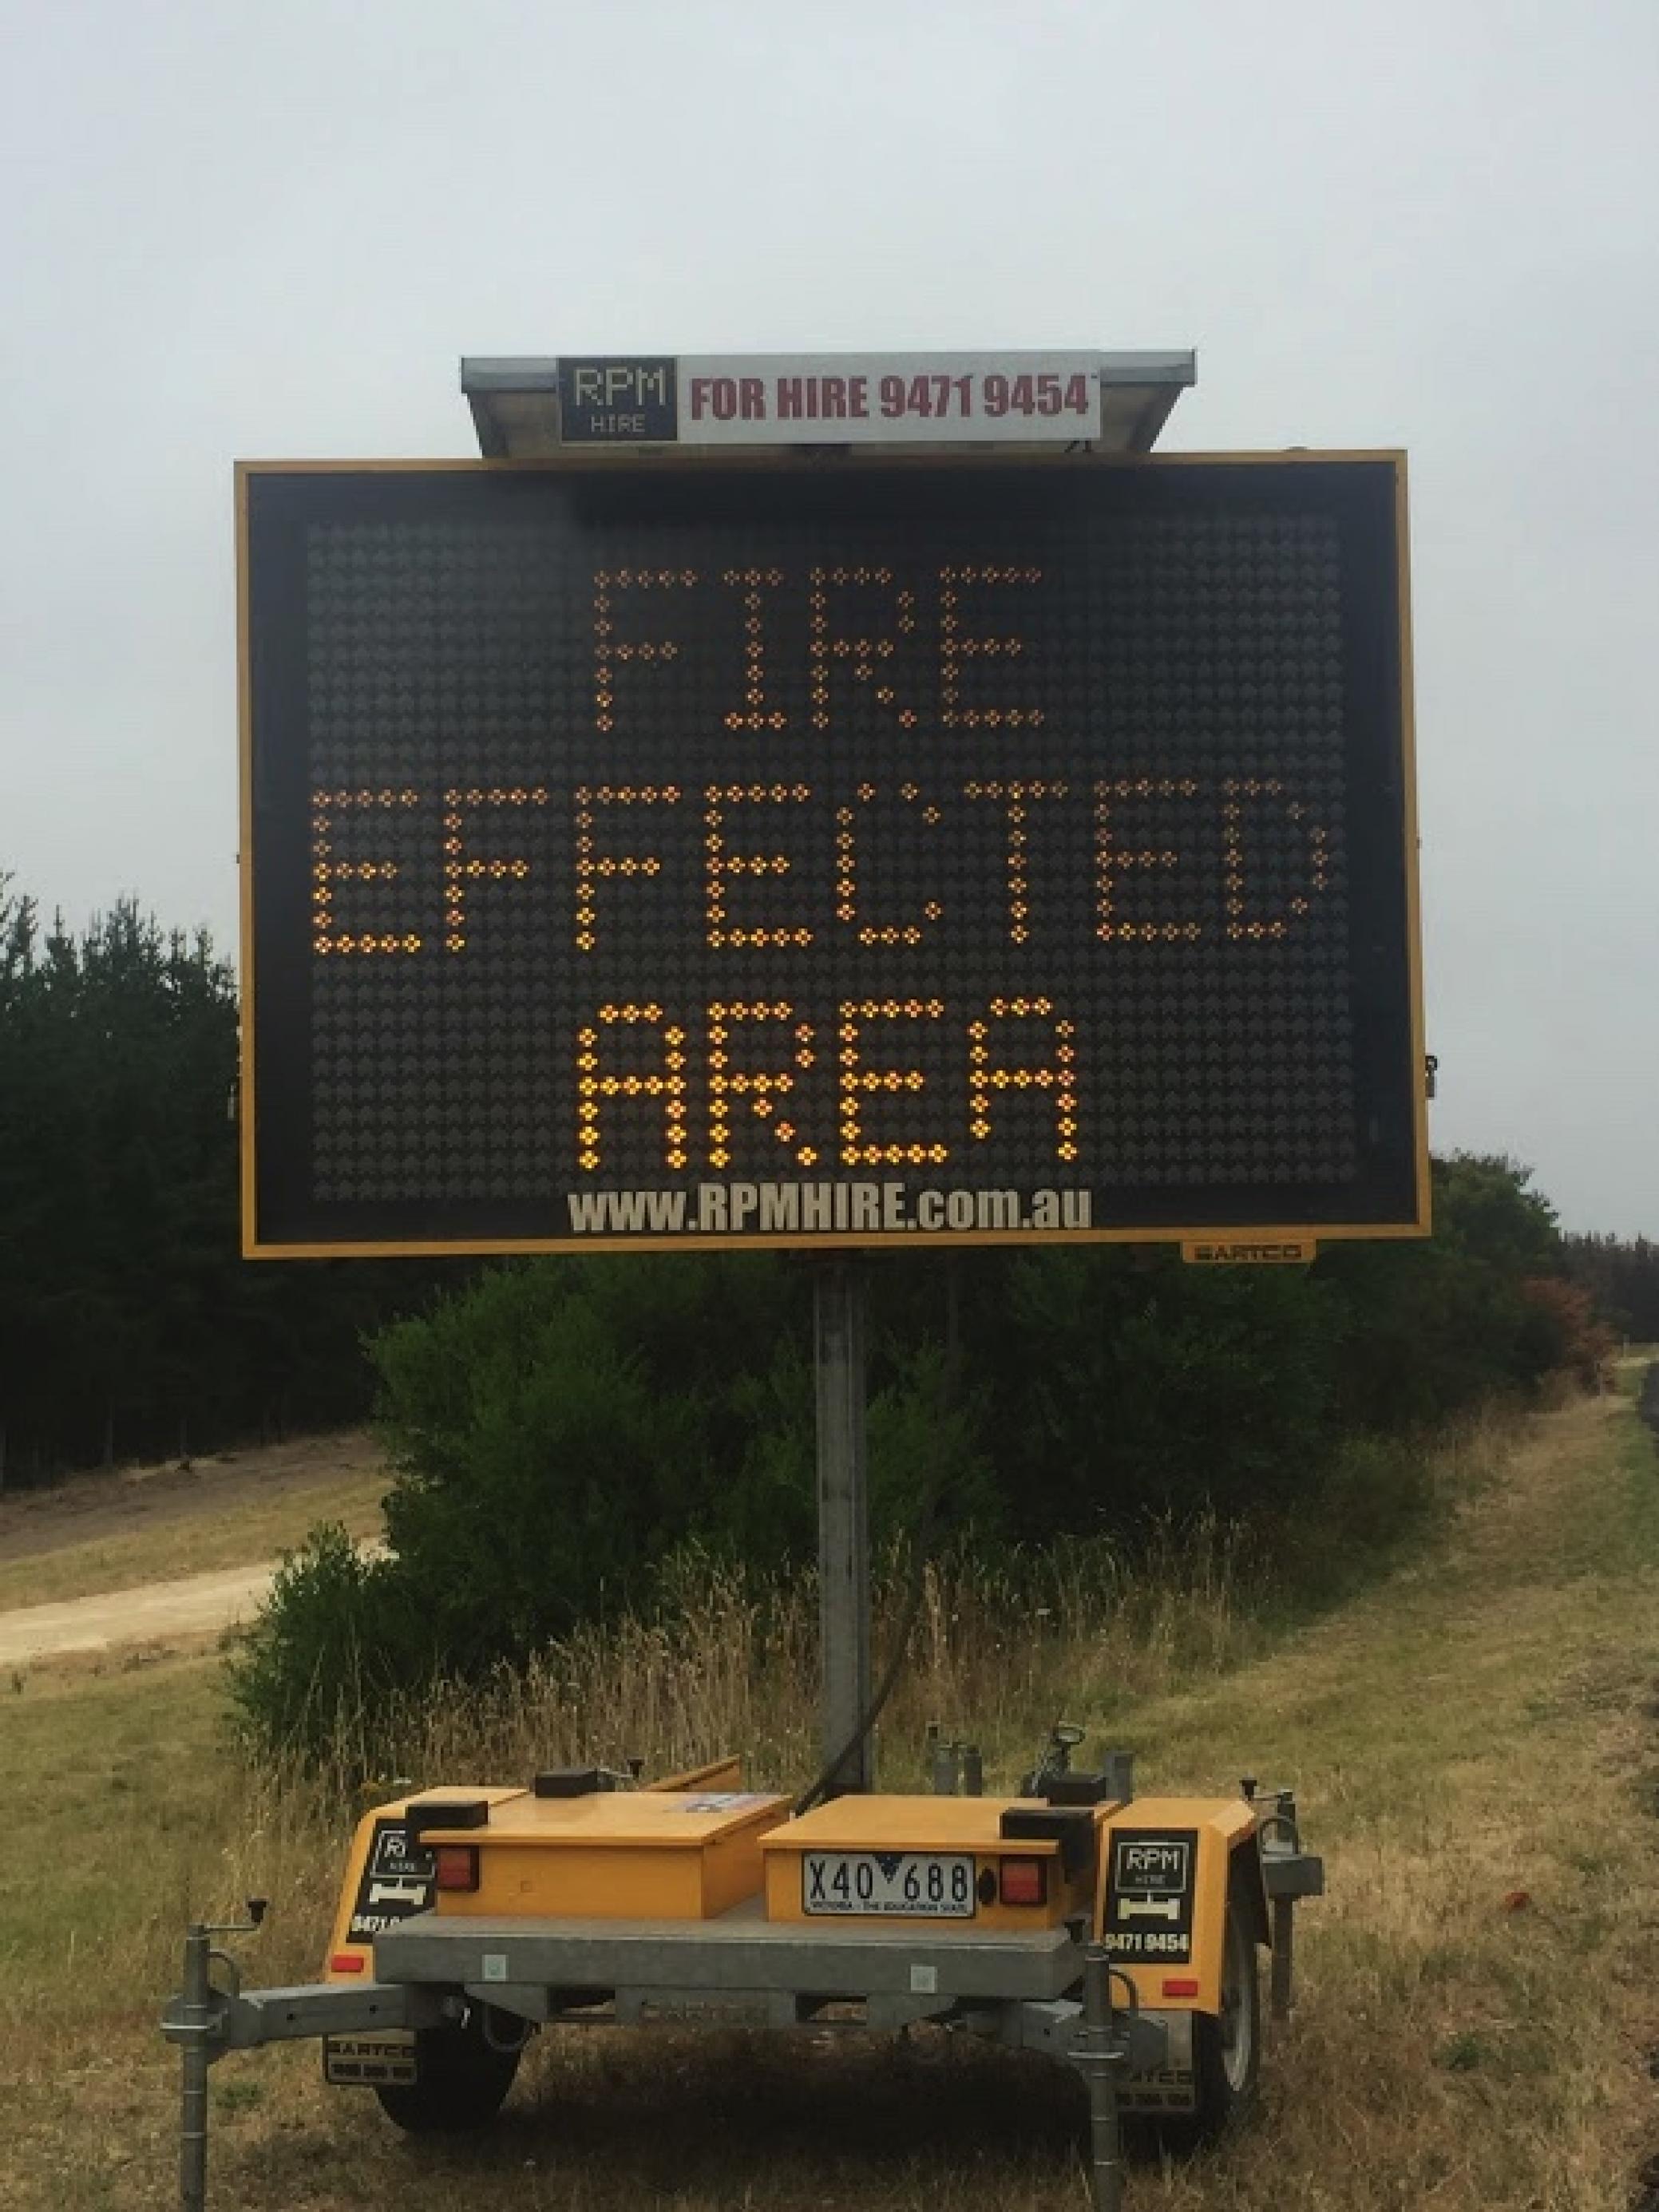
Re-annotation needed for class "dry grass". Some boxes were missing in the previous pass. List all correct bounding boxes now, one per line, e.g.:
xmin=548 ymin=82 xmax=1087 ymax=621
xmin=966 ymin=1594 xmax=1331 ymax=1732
xmin=4 ymin=1395 xmax=1657 ymax=2210
xmin=322 ymin=1508 xmax=1268 ymax=1803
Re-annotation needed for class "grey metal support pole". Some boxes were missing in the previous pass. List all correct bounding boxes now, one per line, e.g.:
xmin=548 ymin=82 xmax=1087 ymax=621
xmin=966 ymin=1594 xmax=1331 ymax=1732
xmin=177 ymin=1924 xmax=212 ymax=2212
xmin=814 ymin=1258 xmax=873 ymax=1795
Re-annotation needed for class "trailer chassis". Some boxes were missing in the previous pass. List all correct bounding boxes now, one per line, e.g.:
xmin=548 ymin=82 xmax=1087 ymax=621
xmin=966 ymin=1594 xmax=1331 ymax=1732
xmin=164 ymin=1917 xmax=1158 ymax=2212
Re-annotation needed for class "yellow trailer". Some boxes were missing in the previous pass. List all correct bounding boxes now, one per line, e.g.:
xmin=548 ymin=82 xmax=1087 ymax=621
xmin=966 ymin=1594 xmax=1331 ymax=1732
xmin=165 ymin=1732 xmax=1324 ymax=2208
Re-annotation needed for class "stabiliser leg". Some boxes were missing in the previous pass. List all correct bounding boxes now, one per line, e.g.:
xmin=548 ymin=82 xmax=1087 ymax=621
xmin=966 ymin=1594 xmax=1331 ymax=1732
xmin=1071 ymin=1942 xmax=1134 ymax=2212
xmin=1270 ymin=1894 xmax=1296 ymax=2022
xmin=1258 ymin=1796 xmax=1324 ymax=2023
xmin=174 ymin=1924 xmax=215 ymax=2212
xmin=162 ymin=1901 xmax=267 ymax=2212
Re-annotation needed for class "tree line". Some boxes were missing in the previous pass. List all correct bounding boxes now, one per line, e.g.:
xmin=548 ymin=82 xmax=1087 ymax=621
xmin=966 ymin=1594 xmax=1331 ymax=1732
xmin=1561 ymin=1232 xmax=1659 ymax=1345
xmin=0 ymin=881 xmax=454 ymax=1485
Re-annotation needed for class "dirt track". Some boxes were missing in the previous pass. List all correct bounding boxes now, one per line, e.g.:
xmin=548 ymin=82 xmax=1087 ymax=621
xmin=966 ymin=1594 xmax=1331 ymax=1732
xmin=0 ymin=1430 xmax=386 ymax=1665
xmin=0 ymin=1561 xmax=280 ymax=1667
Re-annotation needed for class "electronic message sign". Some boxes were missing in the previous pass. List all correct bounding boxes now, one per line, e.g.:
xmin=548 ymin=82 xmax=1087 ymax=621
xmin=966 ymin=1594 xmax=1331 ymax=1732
xmin=240 ymin=456 xmax=1426 ymax=1256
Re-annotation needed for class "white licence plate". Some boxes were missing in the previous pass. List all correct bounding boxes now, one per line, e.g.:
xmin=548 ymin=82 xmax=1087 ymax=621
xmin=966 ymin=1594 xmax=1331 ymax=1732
xmin=802 ymin=1850 xmax=976 ymax=1917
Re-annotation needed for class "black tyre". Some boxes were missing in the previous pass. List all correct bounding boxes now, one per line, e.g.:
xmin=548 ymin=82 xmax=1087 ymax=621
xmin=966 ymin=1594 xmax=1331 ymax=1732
xmin=374 ymin=2004 xmax=525 ymax=2134
xmin=1158 ymin=1889 xmax=1261 ymax=2151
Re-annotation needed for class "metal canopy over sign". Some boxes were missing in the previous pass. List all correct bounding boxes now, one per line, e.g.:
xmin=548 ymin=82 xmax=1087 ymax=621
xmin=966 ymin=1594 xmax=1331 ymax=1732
xmin=463 ymin=351 xmax=1195 ymax=456
xmin=239 ymin=453 xmax=1427 ymax=1256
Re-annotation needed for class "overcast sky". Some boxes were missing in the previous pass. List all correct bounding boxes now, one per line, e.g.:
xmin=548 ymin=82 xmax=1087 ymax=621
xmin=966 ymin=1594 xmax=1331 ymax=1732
xmin=2 ymin=0 xmax=1654 ymax=1236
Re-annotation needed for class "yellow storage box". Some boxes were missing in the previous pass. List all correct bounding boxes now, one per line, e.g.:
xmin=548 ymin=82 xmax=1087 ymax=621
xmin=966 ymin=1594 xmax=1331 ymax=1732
xmin=419 ymin=1785 xmax=791 ymax=1921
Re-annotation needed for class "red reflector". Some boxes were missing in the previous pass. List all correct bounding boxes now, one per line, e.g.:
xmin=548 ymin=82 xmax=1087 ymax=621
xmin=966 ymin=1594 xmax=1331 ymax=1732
xmin=330 ymin=1952 xmax=366 ymax=1975
xmin=435 ymin=1844 xmax=481 ymax=1893
xmin=1161 ymin=1977 xmax=1201 ymax=1998
xmin=998 ymin=1856 xmax=1048 ymax=1907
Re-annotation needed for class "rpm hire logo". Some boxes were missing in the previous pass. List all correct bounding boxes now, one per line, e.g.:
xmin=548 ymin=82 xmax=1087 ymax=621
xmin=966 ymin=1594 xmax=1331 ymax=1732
xmin=346 ymin=1820 xmax=436 ymax=1942
xmin=1115 ymin=1837 xmax=1190 ymax=1893
xmin=1106 ymin=1830 xmax=1198 ymax=1963
xmin=556 ymin=357 xmax=677 ymax=443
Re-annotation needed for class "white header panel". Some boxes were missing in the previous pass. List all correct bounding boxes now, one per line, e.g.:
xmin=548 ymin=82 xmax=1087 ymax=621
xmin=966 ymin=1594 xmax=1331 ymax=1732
xmin=461 ymin=350 xmax=1195 ymax=457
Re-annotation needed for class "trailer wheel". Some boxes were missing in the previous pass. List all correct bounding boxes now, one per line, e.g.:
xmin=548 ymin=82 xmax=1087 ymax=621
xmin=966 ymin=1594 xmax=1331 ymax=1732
xmin=373 ymin=2004 xmax=524 ymax=2133
xmin=1162 ymin=1882 xmax=1261 ymax=2151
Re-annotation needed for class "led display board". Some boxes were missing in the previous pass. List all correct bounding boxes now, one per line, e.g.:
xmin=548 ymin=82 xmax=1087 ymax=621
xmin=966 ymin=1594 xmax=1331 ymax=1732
xmin=240 ymin=455 xmax=1426 ymax=1255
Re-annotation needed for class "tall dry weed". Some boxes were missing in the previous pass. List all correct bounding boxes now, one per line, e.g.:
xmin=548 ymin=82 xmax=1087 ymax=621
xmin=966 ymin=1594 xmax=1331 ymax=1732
xmin=268 ymin=1514 xmax=1269 ymax=1822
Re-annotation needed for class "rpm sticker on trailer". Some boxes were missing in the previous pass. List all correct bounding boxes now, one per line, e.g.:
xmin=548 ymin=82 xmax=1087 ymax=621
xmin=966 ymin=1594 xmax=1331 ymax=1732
xmin=1104 ymin=1829 xmax=1198 ymax=1963
xmin=345 ymin=1818 xmax=437 ymax=1943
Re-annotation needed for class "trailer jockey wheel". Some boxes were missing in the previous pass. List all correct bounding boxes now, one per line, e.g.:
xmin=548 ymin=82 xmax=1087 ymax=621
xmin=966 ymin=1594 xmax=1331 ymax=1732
xmin=374 ymin=2003 xmax=524 ymax=2133
xmin=1162 ymin=1872 xmax=1261 ymax=2151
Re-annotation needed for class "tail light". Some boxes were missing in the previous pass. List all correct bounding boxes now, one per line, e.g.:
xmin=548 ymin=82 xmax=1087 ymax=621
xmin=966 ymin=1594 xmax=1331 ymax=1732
xmin=434 ymin=1844 xmax=481 ymax=1893
xmin=998 ymin=1856 xmax=1049 ymax=1906
xmin=329 ymin=1951 xmax=366 ymax=1974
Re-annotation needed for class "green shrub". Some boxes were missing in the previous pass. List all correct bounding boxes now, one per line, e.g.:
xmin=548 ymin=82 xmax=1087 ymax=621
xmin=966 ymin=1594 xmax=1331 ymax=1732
xmin=225 ymin=1524 xmax=416 ymax=1767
